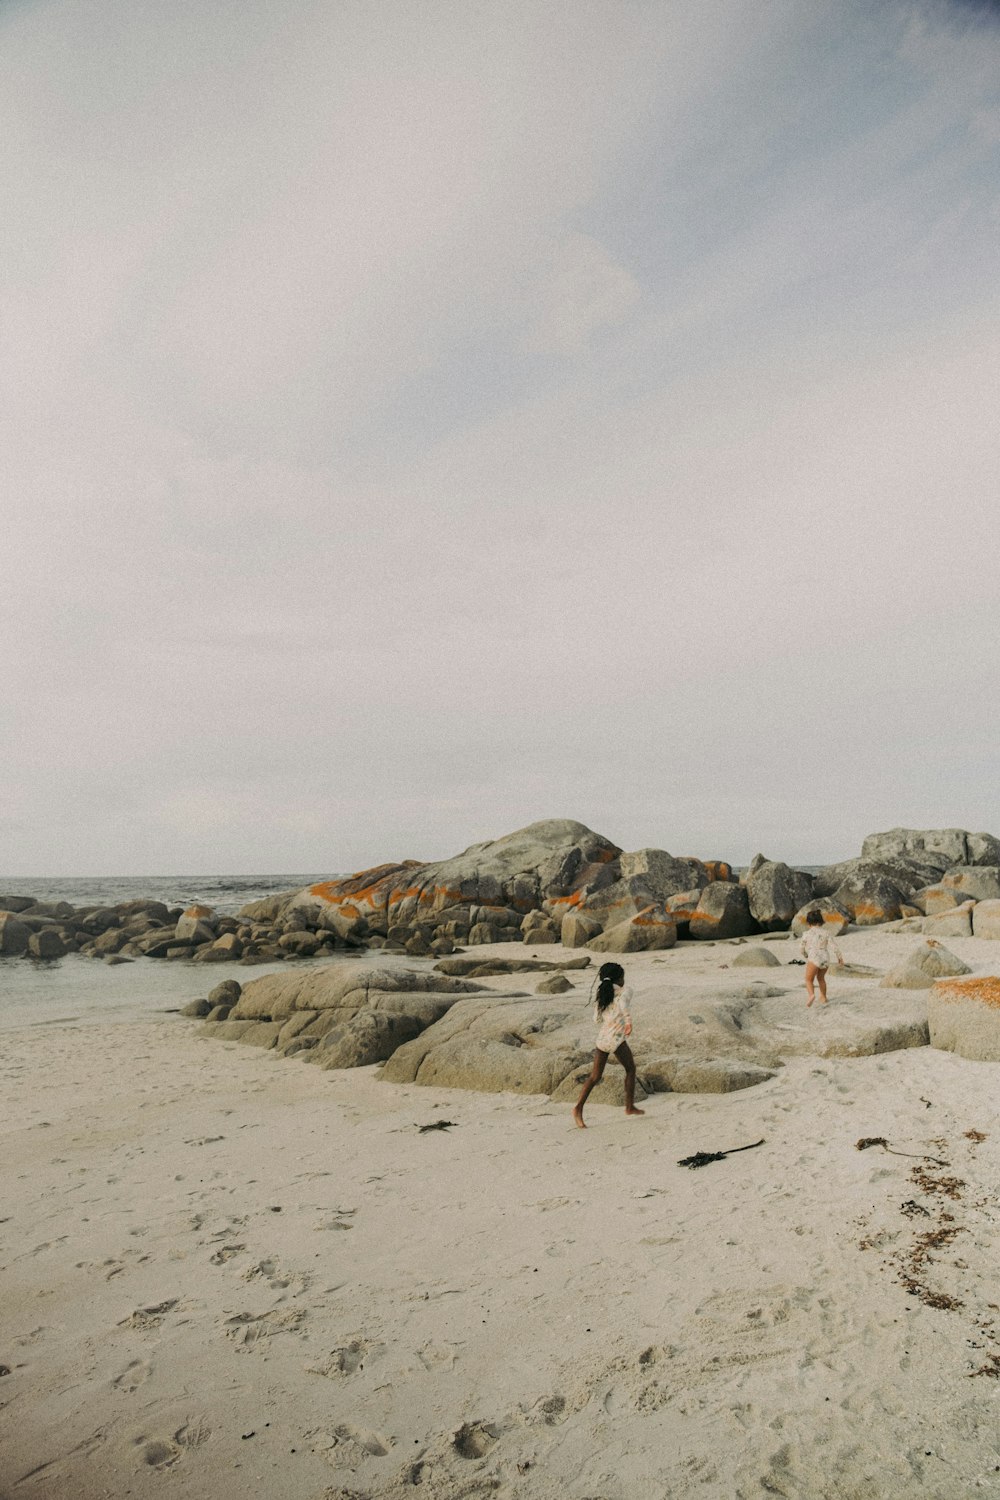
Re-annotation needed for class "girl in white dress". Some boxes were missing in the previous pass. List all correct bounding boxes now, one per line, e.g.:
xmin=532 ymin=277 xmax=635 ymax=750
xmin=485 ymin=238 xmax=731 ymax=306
xmin=800 ymin=908 xmax=844 ymax=1006
xmin=572 ymin=962 xmax=645 ymax=1128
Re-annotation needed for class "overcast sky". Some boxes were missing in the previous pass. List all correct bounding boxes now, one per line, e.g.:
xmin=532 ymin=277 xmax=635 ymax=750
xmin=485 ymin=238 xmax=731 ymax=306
xmin=3 ymin=0 xmax=999 ymax=876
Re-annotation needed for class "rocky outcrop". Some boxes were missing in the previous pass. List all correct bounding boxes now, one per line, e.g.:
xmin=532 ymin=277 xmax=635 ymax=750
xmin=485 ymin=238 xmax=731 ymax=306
xmin=744 ymin=856 xmax=814 ymax=931
xmin=928 ymin=976 xmax=1000 ymax=1061
xmin=880 ymin=940 xmax=972 ymax=989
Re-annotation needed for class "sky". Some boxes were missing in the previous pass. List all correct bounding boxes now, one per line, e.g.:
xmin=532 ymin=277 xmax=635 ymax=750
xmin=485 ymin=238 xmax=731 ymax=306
xmin=3 ymin=0 xmax=999 ymax=876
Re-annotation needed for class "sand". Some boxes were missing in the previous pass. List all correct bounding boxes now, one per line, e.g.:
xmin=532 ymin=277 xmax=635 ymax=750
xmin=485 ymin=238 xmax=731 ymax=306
xmin=4 ymin=933 xmax=1000 ymax=1499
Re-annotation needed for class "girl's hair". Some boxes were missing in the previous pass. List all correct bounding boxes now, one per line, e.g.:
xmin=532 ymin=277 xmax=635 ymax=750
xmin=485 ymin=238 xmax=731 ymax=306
xmin=594 ymin=961 xmax=625 ymax=1012
xmin=805 ymin=908 xmax=824 ymax=926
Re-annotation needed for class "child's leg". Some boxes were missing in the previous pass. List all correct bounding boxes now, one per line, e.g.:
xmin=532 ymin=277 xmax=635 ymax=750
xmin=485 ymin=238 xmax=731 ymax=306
xmin=805 ymin=962 xmax=819 ymax=1005
xmin=573 ymin=1050 xmax=609 ymax=1127
xmin=614 ymin=1042 xmax=644 ymax=1116
xmin=816 ymin=965 xmax=829 ymax=1003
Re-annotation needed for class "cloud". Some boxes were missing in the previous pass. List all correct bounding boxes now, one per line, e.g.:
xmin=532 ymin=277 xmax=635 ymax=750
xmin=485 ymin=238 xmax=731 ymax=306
xmin=3 ymin=0 xmax=1000 ymax=873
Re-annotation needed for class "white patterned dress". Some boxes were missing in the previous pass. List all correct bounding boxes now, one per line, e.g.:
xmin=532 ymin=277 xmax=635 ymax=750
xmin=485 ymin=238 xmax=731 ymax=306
xmin=594 ymin=984 xmax=633 ymax=1053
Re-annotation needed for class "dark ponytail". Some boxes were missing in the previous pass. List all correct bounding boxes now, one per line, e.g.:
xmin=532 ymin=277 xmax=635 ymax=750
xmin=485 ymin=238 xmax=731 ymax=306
xmin=594 ymin=961 xmax=625 ymax=1013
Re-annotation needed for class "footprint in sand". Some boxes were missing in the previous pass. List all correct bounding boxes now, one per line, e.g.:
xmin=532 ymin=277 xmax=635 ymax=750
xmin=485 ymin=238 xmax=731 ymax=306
xmin=225 ymin=1307 xmax=307 ymax=1347
xmin=453 ymin=1421 xmax=501 ymax=1459
xmin=112 ymin=1358 xmax=154 ymax=1392
xmin=417 ymin=1341 xmax=457 ymax=1371
xmin=137 ymin=1437 xmax=181 ymax=1469
xmin=175 ymin=1416 xmax=212 ymax=1449
xmin=209 ymin=1243 xmax=245 ymax=1265
xmin=307 ymin=1338 xmax=383 ymax=1378
xmin=119 ymin=1300 xmax=178 ymax=1331
xmin=314 ymin=1423 xmax=391 ymax=1466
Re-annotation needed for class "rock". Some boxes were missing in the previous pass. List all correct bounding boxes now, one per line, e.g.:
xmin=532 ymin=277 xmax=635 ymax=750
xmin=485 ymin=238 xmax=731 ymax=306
xmin=239 ymin=1022 xmax=283 ymax=1048
xmin=104 ymin=954 xmax=133 ymax=965
xmin=790 ymin=899 xmax=851 ymax=938
xmin=0 ymin=913 xmax=30 ymax=956
xmin=861 ymin=827 xmax=972 ymax=869
xmin=537 ymin=974 xmax=574 ymax=994
xmin=28 ymin=928 xmax=67 ymax=958
xmin=90 ymin=927 xmax=130 ymax=956
xmin=286 ymin=819 xmax=622 ymax=939
xmin=238 ymin=891 xmax=297 ymax=922
xmin=21 ymin=900 xmax=76 ymax=921
xmin=880 ymin=940 xmax=973 ymax=989
xmin=689 ymin=883 xmax=755 ymax=941
xmin=76 ymin=907 xmax=122 ymax=935
xmin=136 ymin=931 xmax=195 ymax=957
xmin=524 ymin=924 xmax=559 ymax=945
xmin=667 ymin=1059 xmax=776 ymax=1094
xmin=181 ymin=999 xmax=212 ymax=1017
xmin=467 ymin=923 xmax=495 ymax=946
xmin=617 ymin=849 xmax=710 ymax=899
xmin=308 ymin=1012 xmax=425 ymax=1069
xmin=176 ymin=906 xmax=217 ymax=943
xmin=744 ymin=856 xmax=813 ymax=931
xmin=116 ymin=899 xmax=171 ymax=925
xmin=730 ymin=946 xmax=781 ymax=968
xmin=928 ymin=976 xmax=1000 ymax=1061
xmin=830 ymin=869 xmax=909 ymax=926
xmin=208 ymin=980 xmax=242 ymax=1007
xmin=205 ymin=1004 xmax=234 ymax=1022
xmin=199 ymin=1019 xmax=256 ymax=1041
xmin=587 ymin=906 xmax=677 ymax=953
xmin=229 ymin=963 xmax=483 ymax=1022
xmin=662 ymin=889 xmax=702 ymax=939
xmin=277 ymin=931 xmax=320 ymax=956
xmin=576 ymin=875 xmax=665 ymax=930
xmin=915 ymin=884 xmax=966 ymax=916
xmin=703 ymin=861 xmax=736 ymax=883
xmin=560 ymin=912 xmax=602 ymax=948
xmin=0 ymin=895 xmax=35 ymax=913
xmin=940 ymin=867 xmax=1000 ymax=902
xmin=973 ymin=901 xmax=1000 ymax=940
xmin=969 ymin=833 xmax=1000 ymax=865
xmin=923 ymin=902 xmax=975 ymax=939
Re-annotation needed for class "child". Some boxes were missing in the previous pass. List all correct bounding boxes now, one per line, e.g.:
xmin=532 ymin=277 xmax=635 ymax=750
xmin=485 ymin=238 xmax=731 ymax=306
xmin=572 ymin=961 xmax=645 ymax=1128
xmin=800 ymin=908 xmax=844 ymax=1006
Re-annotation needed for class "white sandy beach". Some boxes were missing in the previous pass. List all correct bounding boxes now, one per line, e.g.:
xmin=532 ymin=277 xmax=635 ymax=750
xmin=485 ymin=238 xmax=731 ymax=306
xmin=4 ymin=934 xmax=1000 ymax=1500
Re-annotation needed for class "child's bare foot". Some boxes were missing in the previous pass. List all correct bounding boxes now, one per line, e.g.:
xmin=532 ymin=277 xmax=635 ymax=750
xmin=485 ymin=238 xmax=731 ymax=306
xmin=572 ymin=1106 xmax=586 ymax=1129
xmin=625 ymin=1106 xmax=645 ymax=1117
xmin=806 ymin=994 xmax=814 ymax=1007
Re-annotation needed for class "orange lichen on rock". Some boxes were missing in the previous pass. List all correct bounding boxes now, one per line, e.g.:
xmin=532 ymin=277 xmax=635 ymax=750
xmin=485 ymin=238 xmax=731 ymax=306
xmin=932 ymin=976 xmax=1000 ymax=1009
xmin=703 ymin=862 xmax=734 ymax=883
xmin=309 ymin=863 xmax=422 ymax=907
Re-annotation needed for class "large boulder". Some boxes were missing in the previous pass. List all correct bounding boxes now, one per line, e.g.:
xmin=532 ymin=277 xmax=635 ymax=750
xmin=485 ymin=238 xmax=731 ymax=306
xmin=560 ymin=912 xmax=602 ymax=948
xmin=829 ymin=869 xmax=909 ymax=926
xmin=617 ymin=849 xmax=710 ymax=900
xmin=307 ymin=1011 xmax=425 ymax=1069
xmin=744 ymin=856 xmax=814 ymax=931
xmin=0 ymin=895 xmax=36 ymax=913
xmin=230 ymin=963 xmax=482 ymax=1021
xmin=689 ymin=882 xmax=755 ymax=940
xmin=586 ymin=906 xmax=677 ymax=953
xmin=914 ymin=884 xmax=968 ymax=916
xmin=284 ymin=821 xmax=622 ymax=940
xmin=940 ymin=867 xmax=1000 ymax=902
xmin=0 ymin=912 xmax=30 ymax=956
xmin=922 ymin=902 xmax=975 ymax=939
xmin=973 ymin=901 xmax=1000 ymax=940
xmin=790 ymin=899 xmax=851 ymax=938
xmin=176 ymin=906 xmax=217 ymax=943
xmin=573 ymin=876 xmax=666 ymax=930
xmin=880 ymin=940 xmax=973 ymax=989
xmin=28 ymin=928 xmax=67 ymax=959
xmin=928 ymin=976 xmax=1000 ymax=1061
xmin=861 ymin=828 xmax=973 ymax=869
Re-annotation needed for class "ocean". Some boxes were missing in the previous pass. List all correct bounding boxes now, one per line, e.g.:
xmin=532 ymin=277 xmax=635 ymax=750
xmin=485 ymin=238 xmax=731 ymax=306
xmin=0 ymin=873 xmax=328 ymax=1032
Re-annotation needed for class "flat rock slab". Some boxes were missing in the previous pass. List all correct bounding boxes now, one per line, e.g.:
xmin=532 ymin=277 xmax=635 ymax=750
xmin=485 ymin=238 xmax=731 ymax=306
xmin=928 ymin=975 xmax=1000 ymax=1061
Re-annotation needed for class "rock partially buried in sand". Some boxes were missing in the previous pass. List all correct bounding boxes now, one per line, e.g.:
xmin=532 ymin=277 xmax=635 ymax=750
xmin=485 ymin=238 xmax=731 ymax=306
xmin=880 ymin=941 xmax=972 ymax=990
xmin=928 ymin=975 xmax=1000 ymax=1061
xmin=665 ymin=1059 xmax=777 ymax=1094
xmin=730 ymin=946 xmax=781 ymax=968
